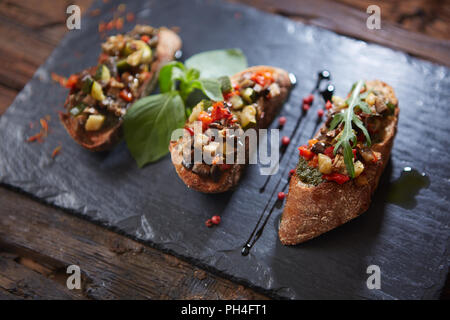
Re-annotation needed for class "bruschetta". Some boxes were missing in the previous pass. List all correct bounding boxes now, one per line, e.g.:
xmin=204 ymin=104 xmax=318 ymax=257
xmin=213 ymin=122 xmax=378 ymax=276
xmin=170 ymin=66 xmax=292 ymax=193
xmin=279 ymin=80 xmax=399 ymax=245
xmin=60 ymin=25 xmax=182 ymax=151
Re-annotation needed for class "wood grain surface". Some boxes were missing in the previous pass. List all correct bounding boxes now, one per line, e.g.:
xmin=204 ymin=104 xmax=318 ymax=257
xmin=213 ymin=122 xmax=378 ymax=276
xmin=0 ymin=0 xmax=448 ymax=299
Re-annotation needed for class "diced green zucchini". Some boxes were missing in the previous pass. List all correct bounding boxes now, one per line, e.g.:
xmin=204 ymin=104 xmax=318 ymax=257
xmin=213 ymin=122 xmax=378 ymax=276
xmin=229 ymin=94 xmax=244 ymax=110
xmin=218 ymin=76 xmax=232 ymax=93
xmin=69 ymin=103 xmax=86 ymax=117
xmin=90 ymin=81 xmax=106 ymax=101
xmin=242 ymin=87 xmax=257 ymax=104
xmin=95 ymin=64 xmax=111 ymax=82
xmin=200 ymin=99 xmax=212 ymax=110
xmin=116 ymin=59 xmax=130 ymax=72
xmin=81 ymin=76 xmax=94 ymax=94
xmin=240 ymin=104 xmax=257 ymax=128
xmin=127 ymin=50 xmax=143 ymax=67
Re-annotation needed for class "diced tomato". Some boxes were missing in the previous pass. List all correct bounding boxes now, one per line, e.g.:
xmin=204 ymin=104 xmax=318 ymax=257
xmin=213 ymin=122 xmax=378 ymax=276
xmin=65 ymin=74 xmax=79 ymax=89
xmin=289 ymin=169 xmax=295 ymax=177
xmin=278 ymin=116 xmax=286 ymax=126
xmin=141 ymin=35 xmax=150 ymax=43
xmin=317 ymin=109 xmax=324 ymax=117
xmin=302 ymin=103 xmax=310 ymax=111
xmin=298 ymin=146 xmax=314 ymax=160
xmin=198 ymin=111 xmax=213 ymax=131
xmin=322 ymin=173 xmax=350 ymax=185
xmin=211 ymin=102 xmax=231 ymax=122
xmin=277 ymin=192 xmax=286 ymax=200
xmin=120 ymin=89 xmax=133 ymax=102
xmin=324 ymin=146 xmax=335 ymax=158
xmin=308 ymin=154 xmax=318 ymax=168
xmin=325 ymin=100 xmax=333 ymax=110
xmin=352 ymin=149 xmax=357 ymax=159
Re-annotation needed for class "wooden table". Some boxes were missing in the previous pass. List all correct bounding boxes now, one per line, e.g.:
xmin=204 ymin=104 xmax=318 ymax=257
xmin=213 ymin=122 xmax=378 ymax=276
xmin=0 ymin=0 xmax=448 ymax=299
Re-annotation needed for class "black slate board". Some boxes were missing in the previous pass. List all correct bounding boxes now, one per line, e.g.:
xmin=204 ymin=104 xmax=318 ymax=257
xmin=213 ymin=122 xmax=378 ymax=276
xmin=0 ymin=0 xmax=449 ymax=299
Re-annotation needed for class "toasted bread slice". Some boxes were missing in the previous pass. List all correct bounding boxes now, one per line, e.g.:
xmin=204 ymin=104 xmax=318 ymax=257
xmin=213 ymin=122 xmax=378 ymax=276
xmin=60 ymin=28 xmax=182 ymax=151
xmin=279 ymin=80 xmax=399 ymax=245
xmin=169 ymin=66 xmax=292 ymax=193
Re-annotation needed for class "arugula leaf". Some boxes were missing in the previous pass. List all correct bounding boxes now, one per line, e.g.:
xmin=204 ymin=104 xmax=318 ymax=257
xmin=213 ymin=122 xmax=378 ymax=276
xmin=331 ymin=80 xmax=370 ymax=178
xmin=124 ymin=92 xmax=185 ymax=167
xmin=185 ymin=49 xmax=247 ymax=78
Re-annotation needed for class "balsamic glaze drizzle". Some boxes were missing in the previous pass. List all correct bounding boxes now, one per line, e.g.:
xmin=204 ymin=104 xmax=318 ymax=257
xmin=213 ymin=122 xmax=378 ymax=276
xmin=259 ymin=71 xmax=331 ymax=193
xmin=243 ymin=71 xmax=334 ymax=256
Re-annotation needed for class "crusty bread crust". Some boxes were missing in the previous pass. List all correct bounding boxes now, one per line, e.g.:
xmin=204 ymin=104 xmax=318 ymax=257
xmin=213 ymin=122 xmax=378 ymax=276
xmin=169 ymin=66 xmax=292 ymax=193
xmin=279 ymin=80 xmax=399 ymax=245
xmin=60 ymin=28 xmax=182 ymax=152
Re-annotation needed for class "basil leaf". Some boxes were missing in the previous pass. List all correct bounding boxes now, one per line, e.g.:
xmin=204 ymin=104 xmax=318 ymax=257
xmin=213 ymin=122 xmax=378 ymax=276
xmin=185 ymin=49 xmax=247 ymax=78
xmin=193 ymin=79 xmax=224 ymax=101
xmin=159 ymin=62 xmax=186 ymax=93
xmin=124 ymin=92 xmax=185 ymax=167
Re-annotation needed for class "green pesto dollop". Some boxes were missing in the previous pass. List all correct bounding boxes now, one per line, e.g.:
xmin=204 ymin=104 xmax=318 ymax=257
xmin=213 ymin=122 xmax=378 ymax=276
xmin=296 ymin=157 xmax=324 ymax=186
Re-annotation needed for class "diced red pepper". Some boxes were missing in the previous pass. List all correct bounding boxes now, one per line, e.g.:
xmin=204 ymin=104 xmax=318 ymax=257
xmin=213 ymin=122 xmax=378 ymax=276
xmin=251 ymin=70 xmax=274 ymax=87
xmin=352 ymin=149 xmax=357 ymax=159
xmin=278 ymin=116 xmax=286 ymax=126
xmin=298 ymin=146 xmax=314 ymax=160
xmin=308 ymin=154 xmax=318 ymax=168
xmin=223 ymin=90 xmax=239 ymax=101
xmin=184 ymin=126 xmax=194 ymax=136
xmin=141 ymin=35 xmax=150 ymax=43
xmin=277 ymin=192 xmax=286 ymax=200
xmin=211 ymin=102 xmax=231 ymax=122
xmin=302 ymin=103 xmax=310 ymax=111
xmin=289 ymin=169 xmax=295 ymax=177
xmin=120 ymin=89 xmax=133 ymax=102
xmin=317 ymin=109 xmax=324 ymax=117
xmin=65 ymin=74 xmax=79 ymax=89
xmin=322 ymin=173 xmax=350 ymax=185
xmin=198 ymin=111 xmax=213 ymax=131
xmin=324 ymin=146 xmax=335 ymax=158
xmin=325 ymin=100 xmax=333 ymax=110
